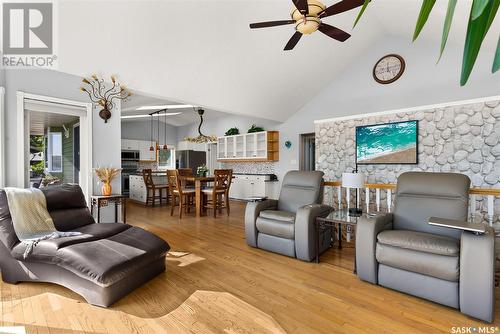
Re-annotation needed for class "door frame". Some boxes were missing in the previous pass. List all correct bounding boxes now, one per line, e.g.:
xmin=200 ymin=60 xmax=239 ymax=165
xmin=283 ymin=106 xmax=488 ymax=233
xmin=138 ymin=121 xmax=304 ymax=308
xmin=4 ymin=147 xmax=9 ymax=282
xmin=0 ymin=87 xmax=5 ymax=188
xmin=299 ymin=133 xmax=316 ymax=171
xmin=73 ymin=122 xmax=80 ymax=183
xmin=16 ymin=91 xmax=93 ymax=201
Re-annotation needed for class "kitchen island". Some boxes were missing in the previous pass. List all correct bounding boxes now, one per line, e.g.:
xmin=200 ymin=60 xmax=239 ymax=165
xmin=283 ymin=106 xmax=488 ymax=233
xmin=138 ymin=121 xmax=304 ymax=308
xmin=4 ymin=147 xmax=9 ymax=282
xmin=129 ymin=172 xmax=168 ymax=204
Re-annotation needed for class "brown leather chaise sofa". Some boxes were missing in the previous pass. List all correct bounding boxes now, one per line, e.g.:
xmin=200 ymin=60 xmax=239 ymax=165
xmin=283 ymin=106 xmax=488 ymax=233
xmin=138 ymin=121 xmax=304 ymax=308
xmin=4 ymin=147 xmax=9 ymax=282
xmin=0 ymin=184 xmax=170 ymax=307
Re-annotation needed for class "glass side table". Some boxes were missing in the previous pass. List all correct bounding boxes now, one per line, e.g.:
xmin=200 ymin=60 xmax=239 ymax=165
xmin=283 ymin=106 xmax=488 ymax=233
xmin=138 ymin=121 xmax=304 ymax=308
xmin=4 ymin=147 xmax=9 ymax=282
xmin=316 ymin=209 xmax=375 ymax=273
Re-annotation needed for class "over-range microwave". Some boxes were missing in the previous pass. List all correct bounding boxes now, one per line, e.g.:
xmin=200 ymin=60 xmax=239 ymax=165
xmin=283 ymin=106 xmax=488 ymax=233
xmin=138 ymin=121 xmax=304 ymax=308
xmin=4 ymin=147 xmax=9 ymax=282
xmin=121 ymin=150 xmax=140 ymax=161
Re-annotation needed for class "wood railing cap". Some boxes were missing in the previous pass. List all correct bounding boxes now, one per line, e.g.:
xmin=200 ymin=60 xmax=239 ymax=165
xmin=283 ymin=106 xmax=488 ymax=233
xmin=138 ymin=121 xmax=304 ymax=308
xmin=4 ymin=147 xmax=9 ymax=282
xmin=323 ymin=181 xmax=500 ymax=196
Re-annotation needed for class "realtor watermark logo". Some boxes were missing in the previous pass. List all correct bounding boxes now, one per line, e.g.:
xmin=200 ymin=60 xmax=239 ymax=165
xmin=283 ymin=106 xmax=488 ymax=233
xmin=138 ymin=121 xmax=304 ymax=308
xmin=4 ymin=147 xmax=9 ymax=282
xmin=1 ymin=1 xmax=57 ymax=68
xmin=451 ymin=326 xmax=499 ymax=333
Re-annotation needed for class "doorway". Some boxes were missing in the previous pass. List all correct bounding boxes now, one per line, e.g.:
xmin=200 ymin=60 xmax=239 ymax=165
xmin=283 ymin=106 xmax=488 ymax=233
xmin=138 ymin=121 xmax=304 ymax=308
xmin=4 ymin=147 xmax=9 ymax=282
xmin=73 ymin=124 xmax=80 ymax=183
xmin=17 ymin=92 xmax=93 ymax=200
xmin=300 ymin=133 xmax=316 ymax=171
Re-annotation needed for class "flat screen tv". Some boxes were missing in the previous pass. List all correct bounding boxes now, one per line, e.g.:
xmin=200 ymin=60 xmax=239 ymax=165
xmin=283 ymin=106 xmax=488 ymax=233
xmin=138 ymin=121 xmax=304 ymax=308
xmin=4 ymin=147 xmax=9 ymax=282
xmin=356 ymin=120 xmax=418 ymax=165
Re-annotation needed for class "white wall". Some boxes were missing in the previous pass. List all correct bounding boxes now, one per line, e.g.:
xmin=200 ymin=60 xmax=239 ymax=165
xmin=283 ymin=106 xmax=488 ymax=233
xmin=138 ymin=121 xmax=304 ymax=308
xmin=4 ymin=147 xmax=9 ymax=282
xmin=3 ymin=69 xmax=122 ymax=194
xmin=176 ymin=114 xmax=281 ymax=145
xmin=275 ymin=36 xmax=500 ymax=182
xmin=122 ymin=119 xmax=178 ymax=146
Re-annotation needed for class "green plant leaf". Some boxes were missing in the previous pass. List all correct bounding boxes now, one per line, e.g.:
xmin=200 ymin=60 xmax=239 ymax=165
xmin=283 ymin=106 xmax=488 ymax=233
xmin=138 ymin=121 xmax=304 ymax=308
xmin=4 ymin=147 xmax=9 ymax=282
xmin=413 ymin=0 xmax=437 ymax=41
xmin=438 ymin=0 xmax=458 ymax=62
xmin=493 ymin=35 xmax=500 ymax=73
xmin=353 ymin=0 xmax=371 ymax=28
xmin=461 ymin=0 xmax=500 ymax=85
xmin=472 ymin=0 xmax=489 ymax=19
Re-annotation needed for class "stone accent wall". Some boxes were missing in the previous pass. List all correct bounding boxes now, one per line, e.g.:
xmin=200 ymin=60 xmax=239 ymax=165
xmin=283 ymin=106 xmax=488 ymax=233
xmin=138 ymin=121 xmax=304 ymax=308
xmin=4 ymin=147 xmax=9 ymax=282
xmin=315 ymin=99 xmax=500 ymax=224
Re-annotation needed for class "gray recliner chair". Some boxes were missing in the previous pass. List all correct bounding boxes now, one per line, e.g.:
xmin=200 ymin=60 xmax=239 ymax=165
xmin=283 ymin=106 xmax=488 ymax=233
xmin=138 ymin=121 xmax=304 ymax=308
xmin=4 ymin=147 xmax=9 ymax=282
xmin=245 ymin=171 xmax=332 ymax=262
xmin=356 ymin=172 xmax=495 ymax=322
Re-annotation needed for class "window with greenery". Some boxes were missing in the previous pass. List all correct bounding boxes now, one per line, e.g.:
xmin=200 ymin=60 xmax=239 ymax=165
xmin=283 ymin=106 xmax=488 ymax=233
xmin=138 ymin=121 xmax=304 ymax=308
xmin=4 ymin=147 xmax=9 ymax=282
xmin=48 ymin=132 xmax=63 ymax=172
xmin=158 ymin=148 xmax=175 ymax=169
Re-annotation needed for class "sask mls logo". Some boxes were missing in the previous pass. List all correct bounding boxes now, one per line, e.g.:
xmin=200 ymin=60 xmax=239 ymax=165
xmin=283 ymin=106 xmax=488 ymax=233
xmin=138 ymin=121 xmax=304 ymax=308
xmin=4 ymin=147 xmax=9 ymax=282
xmin=2 ymin=2 xmax=56 ymax=67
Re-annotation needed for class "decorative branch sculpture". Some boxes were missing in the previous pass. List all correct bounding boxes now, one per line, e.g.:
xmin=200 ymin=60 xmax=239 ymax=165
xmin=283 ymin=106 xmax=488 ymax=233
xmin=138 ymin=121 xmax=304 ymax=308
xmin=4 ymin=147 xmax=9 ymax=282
xmin=80 ymin=75 xmax=132 ymax=123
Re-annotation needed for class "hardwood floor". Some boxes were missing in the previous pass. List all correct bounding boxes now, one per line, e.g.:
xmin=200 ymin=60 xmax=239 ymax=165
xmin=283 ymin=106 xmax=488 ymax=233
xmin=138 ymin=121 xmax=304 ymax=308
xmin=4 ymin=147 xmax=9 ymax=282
xmin=1 ymin=200 xmax=499 ymax=333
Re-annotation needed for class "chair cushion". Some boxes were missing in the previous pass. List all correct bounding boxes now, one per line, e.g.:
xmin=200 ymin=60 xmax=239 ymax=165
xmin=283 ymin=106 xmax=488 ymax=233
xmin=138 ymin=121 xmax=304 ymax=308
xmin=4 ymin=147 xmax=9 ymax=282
xmin=376 ymin=243 xmax=459 ymax=282
xmin=11 ymin=223 xmax=131 ymax=262
xmin=259 ymin=210 xmax=296 ymax=223
xmin=256 ymin=216 xmax=295 ymax=240
xmin=202 ymin=188 xmax=225 ymax=194
xmin=173 ymin=189 xmax=195 ymax=194
xmin=56 ymin=226 xmax=170 ymax=286
xmin=377 ymin=230 xmax=459 ymax=256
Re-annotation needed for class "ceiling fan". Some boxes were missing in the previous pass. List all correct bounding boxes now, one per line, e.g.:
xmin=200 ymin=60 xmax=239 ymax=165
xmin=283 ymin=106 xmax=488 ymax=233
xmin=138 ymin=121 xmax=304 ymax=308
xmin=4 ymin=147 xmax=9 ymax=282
xmin=249 ymin=0 xmax=366 ymax=51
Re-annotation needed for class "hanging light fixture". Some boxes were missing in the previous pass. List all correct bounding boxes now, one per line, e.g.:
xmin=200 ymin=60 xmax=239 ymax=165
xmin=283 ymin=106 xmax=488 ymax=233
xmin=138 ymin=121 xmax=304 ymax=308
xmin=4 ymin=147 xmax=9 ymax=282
xmin=184 ymin=108 xmax=217 ymax=143
xmin=163 ymin=110 xmax=168 ymax=150
xmin=149 ymin=114 xmax=154 ymax=151
xmin=156 ymin=110 xmax=160 ymax=151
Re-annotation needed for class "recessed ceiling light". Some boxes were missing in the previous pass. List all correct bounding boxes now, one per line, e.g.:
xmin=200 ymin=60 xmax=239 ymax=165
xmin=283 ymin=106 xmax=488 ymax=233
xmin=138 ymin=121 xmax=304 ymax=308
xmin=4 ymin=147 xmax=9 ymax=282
xmin=121 ymin=112 xmax=182 ymax=119
xmin=136 ymin=105 xmax=195 ymax=111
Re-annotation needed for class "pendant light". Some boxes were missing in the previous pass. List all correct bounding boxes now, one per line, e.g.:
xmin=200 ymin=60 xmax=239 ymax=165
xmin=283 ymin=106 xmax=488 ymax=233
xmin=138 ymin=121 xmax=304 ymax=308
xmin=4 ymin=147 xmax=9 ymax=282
xmin=184 ymin=108 xmax=217 ymax=143
xmin=163 ymin=110 xmax=168 ymax=150
xmin=156 ymin=111 xmax=160 ymax=151
xmin=149 ymin=114 xmax=154 ymax=151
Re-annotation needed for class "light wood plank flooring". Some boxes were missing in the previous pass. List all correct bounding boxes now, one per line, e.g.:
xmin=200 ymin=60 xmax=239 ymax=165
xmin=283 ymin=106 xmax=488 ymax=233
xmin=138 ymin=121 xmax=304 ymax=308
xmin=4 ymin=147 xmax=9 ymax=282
xmin=1 ymin=200 xmax=499 ymax=333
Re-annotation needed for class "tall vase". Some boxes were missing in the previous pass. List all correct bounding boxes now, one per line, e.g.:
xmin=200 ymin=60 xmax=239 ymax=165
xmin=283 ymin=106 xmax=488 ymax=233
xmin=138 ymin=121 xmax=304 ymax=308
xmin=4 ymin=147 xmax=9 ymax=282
xmin=102 ymin=181 xmax=112 ymax=196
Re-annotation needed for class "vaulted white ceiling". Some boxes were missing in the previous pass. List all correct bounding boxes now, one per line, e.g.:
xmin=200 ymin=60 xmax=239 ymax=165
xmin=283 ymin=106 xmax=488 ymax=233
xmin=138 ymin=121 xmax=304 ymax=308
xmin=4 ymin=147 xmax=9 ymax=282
xmin=57 ymin=0 xmax=499 ymax=122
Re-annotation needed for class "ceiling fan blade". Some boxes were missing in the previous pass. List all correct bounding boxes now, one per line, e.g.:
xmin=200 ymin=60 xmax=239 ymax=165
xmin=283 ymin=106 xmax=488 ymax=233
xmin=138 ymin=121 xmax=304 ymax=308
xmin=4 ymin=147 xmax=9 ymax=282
xmin=318 ymin=24 xmax=351 ymax=42
xmin=319 ymin=0 xmax=366 ymax=18
xmin=250 ymin=20 xmax=296 ymax=29
xmin=284 ymin=31 xmax=303 ymax=51
xmin=292 ymin=0 xmax=309 ymax=14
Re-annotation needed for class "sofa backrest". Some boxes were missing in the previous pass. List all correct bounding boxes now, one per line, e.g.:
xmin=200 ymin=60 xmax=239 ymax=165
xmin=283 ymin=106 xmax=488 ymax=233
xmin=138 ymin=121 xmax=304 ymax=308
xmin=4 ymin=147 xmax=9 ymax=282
xmin=41 ymin=184 xmax=95 ymax=231
xmin=393 ymin=172 xmax=470 ymax=239
xmin=0 ymin=190 xmax=21 ymax=250
xmin=278 ymin=171 xmax=324 ymax=213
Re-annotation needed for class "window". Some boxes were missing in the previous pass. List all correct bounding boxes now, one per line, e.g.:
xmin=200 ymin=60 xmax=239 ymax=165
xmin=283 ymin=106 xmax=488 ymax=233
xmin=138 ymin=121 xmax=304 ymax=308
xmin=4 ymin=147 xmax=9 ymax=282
xmin=158 ymin=147 xmax=175 ymax=170
xmin=48 ymin=132 xmax=63 ymax=172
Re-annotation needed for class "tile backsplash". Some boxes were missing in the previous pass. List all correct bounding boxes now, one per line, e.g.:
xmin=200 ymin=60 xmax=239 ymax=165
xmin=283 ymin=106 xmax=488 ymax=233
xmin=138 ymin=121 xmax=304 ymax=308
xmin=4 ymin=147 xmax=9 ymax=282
xmin=221 ymin=162 xmax=276 ymax=174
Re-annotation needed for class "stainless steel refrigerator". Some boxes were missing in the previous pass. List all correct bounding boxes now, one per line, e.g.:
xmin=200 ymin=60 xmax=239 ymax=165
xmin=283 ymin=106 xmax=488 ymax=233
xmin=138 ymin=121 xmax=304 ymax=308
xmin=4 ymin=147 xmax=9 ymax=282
xmin=176 ymin=150 xmax=207 ymax=174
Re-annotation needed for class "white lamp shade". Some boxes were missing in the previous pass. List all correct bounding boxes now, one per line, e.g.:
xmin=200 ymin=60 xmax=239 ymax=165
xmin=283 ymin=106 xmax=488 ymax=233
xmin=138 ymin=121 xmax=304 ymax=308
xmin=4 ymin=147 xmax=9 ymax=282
xmin=342 ymin=172 xmax=365 ymax=189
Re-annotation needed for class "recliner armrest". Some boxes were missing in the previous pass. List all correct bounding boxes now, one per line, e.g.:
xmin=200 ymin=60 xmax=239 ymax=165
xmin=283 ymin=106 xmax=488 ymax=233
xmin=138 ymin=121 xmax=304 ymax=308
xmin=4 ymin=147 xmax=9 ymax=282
xmin=460 ymin=226 xmax=495 ymax=323
xmin=355 ymin=213 xmax=393 ymax=284
xmin=244 ymin=199 xmax=278 ymax=247
xmin=295 ymin=204 xmax=332 ymax=262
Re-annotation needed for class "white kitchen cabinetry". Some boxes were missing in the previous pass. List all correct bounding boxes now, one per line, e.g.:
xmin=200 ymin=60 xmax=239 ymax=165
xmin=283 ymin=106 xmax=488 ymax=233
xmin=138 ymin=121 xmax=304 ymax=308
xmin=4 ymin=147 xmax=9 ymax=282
xmin=230 ymin=175 xmax=278 ymax=200
xmin=129 ymin=175 xmax=147 ymax=203
xmin=121 ymin=139 xmax=157 ymax=161
xmin=217 ymin=131 xmax=279 ymax=162
xmin=121 ymin=139 xmax=139 ymax=151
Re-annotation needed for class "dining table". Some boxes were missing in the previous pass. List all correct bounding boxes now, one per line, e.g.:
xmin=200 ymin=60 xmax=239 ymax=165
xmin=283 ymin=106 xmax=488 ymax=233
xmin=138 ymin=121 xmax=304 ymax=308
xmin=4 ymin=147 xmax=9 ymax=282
xmin=179 ymin=175 xmax=215 ymax=217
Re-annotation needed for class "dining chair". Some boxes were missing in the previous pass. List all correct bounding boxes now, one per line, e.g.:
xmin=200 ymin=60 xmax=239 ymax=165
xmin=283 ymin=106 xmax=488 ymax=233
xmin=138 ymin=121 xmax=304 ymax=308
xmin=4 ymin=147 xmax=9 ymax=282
xmin=178 ymin=168 xmax=195 ymax=188
xmin=142 ymin=169 xmax=169 ymax=207
xmin=167 ymin=169 xmax=195 ymax=219
xmin=202 ymin=169 xmax=233 ymax=218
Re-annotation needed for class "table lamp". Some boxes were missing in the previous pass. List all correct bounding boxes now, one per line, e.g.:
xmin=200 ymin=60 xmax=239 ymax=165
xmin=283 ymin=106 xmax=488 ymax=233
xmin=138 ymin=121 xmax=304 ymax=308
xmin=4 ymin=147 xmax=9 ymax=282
xmin=342 ymin=172 xmax=365 ymax=216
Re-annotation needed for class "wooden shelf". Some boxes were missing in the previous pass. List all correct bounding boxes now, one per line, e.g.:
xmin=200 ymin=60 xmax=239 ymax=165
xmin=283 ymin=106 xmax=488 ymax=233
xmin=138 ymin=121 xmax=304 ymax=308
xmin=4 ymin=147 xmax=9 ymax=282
xmin=217 ymin=131 xmax=279 ymax=162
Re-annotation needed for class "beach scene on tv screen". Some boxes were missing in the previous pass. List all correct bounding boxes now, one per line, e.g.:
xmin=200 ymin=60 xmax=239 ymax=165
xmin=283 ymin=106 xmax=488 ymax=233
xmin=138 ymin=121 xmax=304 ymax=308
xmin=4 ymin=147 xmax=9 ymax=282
xmin=356 ymin=121 xmax=417 ymax=164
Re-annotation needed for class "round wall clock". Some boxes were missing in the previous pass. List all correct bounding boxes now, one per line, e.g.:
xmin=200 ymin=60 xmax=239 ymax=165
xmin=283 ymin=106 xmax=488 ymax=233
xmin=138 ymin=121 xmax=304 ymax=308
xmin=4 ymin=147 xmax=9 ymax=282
xmin=373 ymin=54 xmax=406 ymax=84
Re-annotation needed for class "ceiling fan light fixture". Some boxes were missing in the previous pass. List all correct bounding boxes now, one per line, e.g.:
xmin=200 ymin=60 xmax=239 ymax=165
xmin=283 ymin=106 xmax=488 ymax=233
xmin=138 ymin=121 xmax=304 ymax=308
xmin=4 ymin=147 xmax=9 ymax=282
xmin=296 ymin=17 xmax=321 ymax=34
xmin=291 ymin=0 xmax=326 ymax=20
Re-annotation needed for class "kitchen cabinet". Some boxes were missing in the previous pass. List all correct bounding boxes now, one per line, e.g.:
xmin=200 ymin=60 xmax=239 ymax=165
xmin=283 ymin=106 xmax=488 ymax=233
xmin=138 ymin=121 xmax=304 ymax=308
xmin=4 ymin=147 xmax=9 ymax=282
xmin=121 ymin=139 xmax=157 ymax=161
xmin=217 ymin=131 xmax=279 ymax=162
xmin=229 ymin=175 xmax=278 ymax=200
xmin=121 ymin=139 xmax=139 ymax=151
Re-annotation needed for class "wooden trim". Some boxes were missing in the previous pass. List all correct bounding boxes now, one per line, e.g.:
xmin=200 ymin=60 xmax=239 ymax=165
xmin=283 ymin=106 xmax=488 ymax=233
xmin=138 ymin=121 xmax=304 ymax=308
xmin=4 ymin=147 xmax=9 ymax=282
xmin=323 ymin=181 xmax=500 ymax=196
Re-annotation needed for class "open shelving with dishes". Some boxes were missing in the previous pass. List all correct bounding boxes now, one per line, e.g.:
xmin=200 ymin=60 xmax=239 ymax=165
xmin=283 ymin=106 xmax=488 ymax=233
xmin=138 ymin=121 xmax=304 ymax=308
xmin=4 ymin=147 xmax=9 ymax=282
xmin=217 ymin=131 xmax=279 ymax=162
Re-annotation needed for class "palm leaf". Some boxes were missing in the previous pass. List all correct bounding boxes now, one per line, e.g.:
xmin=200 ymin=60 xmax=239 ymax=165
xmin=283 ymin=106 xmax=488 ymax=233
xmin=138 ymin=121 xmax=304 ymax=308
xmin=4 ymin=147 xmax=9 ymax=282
xmin=413 ymin=0 xmax=437 ymax=41
xmin=353 ymin=0 xmax=371 ymax=28
xmin=461 ymin=0 xmax=500 ymax=85
xmin=472 ymin=0 xmax=490 ymax=19
xmin=493 ymin=35 xmax=500 ymax=73
xmin=438 ymin=0 xmax=458 ymax=61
